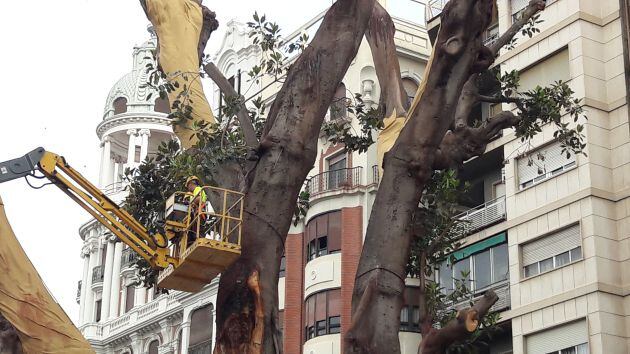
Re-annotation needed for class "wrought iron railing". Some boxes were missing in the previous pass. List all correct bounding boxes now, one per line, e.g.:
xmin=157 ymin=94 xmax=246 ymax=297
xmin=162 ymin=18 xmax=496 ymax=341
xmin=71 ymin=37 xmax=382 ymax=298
xmin=189 ymin=340 xmax=213 ymax=354
xmin=483 ymin=24 xmax=500 ymax=46
xmin=92 ymin=265 xmax=105 ymax=284
xmin=121 ymin=247 xmax=138 ymax=269
xmin=76 ymin=280 xmax=82 ymax=304
xmin=103 ymin=181 xmax=125 ymax=195
xmin=456 ymin=196 xmax=506 ymax=234
xmin=371 ymin=165 xmax=380 ymax=185
xmin=306 ymin=167 xmax=363 ymax=195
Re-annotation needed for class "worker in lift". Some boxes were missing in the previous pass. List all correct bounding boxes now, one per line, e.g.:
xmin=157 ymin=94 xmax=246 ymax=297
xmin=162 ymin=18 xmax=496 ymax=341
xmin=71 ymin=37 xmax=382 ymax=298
xmin=185 ymin=176 xmax=207 ymax=244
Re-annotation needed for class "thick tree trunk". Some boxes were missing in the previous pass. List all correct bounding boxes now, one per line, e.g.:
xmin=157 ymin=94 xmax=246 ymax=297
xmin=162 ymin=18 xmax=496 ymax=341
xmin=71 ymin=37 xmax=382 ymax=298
xmin=213 ymin=1 xmax=377 ymax=353
xmin=345 ymin=1 xmax=495 ymax=353
xmin=0 ymin=315 xmax=21 ymax=354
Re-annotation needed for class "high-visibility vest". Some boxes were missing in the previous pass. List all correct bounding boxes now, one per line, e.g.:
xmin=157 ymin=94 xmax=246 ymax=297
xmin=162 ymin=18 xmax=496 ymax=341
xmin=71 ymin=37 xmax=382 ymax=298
xmin=191 ymin=186 xmax=207 ymax=204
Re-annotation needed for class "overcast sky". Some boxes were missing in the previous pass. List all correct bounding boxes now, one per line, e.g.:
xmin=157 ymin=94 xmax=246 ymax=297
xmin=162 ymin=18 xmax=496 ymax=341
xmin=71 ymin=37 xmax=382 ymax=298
xmin=0 ymin=0 xmax=332 ymax=324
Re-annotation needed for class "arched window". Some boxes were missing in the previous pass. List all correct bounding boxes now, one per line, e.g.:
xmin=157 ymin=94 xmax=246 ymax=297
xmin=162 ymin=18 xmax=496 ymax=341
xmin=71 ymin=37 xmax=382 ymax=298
xmin=304 ymin=211 xmax=341 ymax=263
xmin=154 ymin=97 xmax=171 ymax=113
xmin=147 ymin=340 xmax=159 ymax=354
xmin=330 ymin=83 xmax=347 ymax=120
xmin=189 ymin=304 xmax=213 ymax=352
xmin=304 ymin=289 xmax=341 ymax=341
xmin=402 ymin=78 xmax=419 ymax=107
xmin=113 ymin=97 xmax=128 ymax=115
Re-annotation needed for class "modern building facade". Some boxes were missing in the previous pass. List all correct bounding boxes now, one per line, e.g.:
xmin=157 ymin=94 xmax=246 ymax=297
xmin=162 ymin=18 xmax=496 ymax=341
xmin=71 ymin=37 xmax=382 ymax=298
xmin=424 ymin=0 xmax=630 ymax=353
xmin=76 ymin=0 xmax=630 ymax=353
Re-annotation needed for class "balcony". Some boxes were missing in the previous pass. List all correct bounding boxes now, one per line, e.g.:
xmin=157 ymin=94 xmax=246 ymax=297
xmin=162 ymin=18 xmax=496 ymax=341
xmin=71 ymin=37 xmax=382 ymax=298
xmin=121 ymin=247 xmax=138 ymax=269
xmin=189 ymin=340 xmax=212 ymax=354
xmin=452 ymin=280 xmax=511 ymax=313
xmin=306 ymin=167 xmax=362 ymax=196
xmin=102 ymin=181 xmax=124 ymax=195
xmin=76 ymin=280 xmax=82 ymax=304
xmin=92 ymin=265 xmax=105 ymax=284
xmin=456 ymin=196 xmax=506 ymax=234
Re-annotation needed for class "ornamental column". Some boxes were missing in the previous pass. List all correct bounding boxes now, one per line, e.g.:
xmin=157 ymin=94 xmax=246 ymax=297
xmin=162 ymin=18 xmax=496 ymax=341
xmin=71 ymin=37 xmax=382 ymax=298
xmin=135 ymin=284 xmax=147 ymax=307
xmin=83 ymin=229 xmax=99 ymax=323
xmin=126 ymin=129 xmax=137 ymax=167
xmin=139 ymin=129 xmax=151 ymax=162
xmin=180 ymin=321 xmax=191 ymax=354
xmin=100 ymin=234 xmax=116 ymax=321
xmin=78 ymin=247 xmax=90 ymax=324
xmin=99 ymin=136 xmax=113 ymax=188
xmin=108 ymin=241 xmax=123 ymax=319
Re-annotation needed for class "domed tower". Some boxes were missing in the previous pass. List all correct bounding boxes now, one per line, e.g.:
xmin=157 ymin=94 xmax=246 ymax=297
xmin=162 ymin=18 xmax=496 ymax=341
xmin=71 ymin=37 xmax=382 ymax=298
xmin=95 ymin=26 xmax=174 ymax=201
xmin=77 ymin=27 xmax=175 ymax=328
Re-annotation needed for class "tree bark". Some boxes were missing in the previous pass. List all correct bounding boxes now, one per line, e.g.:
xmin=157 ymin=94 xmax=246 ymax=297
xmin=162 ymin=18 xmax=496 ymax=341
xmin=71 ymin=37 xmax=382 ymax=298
xmin=0 ymin=315 xmax=21 ymax=354
xmin=419 ymin=291 xmax=498 ymax=354
xmin=345 ymin=1 xmax=495 ymax=353
xmin=213 ymin=1 xmax=377 ymax=353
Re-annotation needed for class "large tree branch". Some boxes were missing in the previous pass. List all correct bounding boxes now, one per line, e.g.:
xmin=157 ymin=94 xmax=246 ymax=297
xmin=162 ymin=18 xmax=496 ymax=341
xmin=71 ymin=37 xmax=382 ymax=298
xmin=365 ymin=2 xmax=409 ymax=118
xmin=419 ymin=290 xmax=499 ymax=354
xmin=203 ymin=62 xmax=259 ymax=148
xmin=434 ymin=110 xmax=520 ymax=169
xmin=488 ymin=0 xmax=546 ymax=56
xmin=453 ymin=0 xmax=546 ymax=129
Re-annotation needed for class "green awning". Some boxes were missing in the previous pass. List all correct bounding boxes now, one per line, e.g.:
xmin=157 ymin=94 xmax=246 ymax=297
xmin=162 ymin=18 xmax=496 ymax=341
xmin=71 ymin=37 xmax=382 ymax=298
xmin=451 ymin=232 xmax=506 ymax=261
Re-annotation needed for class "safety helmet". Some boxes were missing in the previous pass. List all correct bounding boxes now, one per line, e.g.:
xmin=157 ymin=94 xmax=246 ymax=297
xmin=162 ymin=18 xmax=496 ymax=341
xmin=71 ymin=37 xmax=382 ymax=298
xmin=185 ymin=176 xmax=201 ymax=186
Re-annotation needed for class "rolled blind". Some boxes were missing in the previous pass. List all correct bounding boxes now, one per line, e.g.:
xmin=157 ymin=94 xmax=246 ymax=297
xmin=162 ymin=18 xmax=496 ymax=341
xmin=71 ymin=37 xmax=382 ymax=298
xmin=522 ymin=225 xmax=581 ymax=266
xmin=519 ymin=49 xmax=570 ymax=92
xmin=525 ymin=320 xmax=588 ymax=354
xmin=517 ymin=140 xmax=575 ymax=185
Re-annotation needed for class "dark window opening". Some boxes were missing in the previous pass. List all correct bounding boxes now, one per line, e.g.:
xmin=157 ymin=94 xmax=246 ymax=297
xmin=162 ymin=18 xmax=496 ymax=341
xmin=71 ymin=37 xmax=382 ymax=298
xmin=304 ymin=211 xmax=341 ymax=263
xmin=113 ymin=97 xmax=128 ymax=115
xmin=154 ymin=97 xmax=171 ymax=113
xmin=304 ymin=289 xmax=341 ymax=342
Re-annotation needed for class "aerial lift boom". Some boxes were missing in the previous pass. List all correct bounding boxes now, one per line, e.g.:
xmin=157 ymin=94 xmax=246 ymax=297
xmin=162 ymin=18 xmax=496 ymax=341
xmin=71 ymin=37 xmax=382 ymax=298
xmin=0 ymin=147 xmax=243 ymax=292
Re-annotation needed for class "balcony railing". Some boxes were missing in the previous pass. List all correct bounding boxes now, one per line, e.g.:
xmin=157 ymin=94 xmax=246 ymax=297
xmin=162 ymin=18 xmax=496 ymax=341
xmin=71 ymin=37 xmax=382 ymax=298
xmin=103 ymin=181 xmax=125 ymax=196
xmin=306 ymin=167 xmax=362 ymax=195
xmin=76 ymin=280 xmax=82 ymax=304
xmin=482 ymin=24 xmax=499 ymax=46
xmin=92 ymin=265 xmax=105 ymax=284
xmin=371 ymin=165 xmax=380 ymax=185
xmin=452 ymin=280 xmax=511 ymax=313
xmin=189 ymin=340 xmax=212 ymax=354
xmin=456 ymin=196 xmax=506 ymax=234
xmin=121 ymin=247 xmax=138 ymax=269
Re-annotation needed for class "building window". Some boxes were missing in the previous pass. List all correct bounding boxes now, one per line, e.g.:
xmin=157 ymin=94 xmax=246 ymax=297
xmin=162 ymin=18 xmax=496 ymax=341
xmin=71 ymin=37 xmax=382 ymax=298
xmin=113 ymin=97 xmax=128 ymax=115
xmin=522 ymin=225 xmax=582 ymax=278
xmin=279 ymin=255 xmax=286 ymax=278
xmin=189 ymin=304 xmax=213 ymax=353
xmin=330 ymin=83 xmax=347 ymax=120
xmin=327 ymin=154 xmax=348 ymax=190
xmin=304 ymin=289 xmax=341 ymax=342
xmin=304 ymin=212 xmax=341 ymax=263
xmin=438 ymin=233 xmax=509 ymax=294
xmin=518 ymin=49 xmax=570 ymax=93
xmin=525 ymin=320 xmax=588 ymax=354
xmin=148 ymin=340 xmax=159 ymax=354
xmin=154 ymin=97 xmax=171 ymax=113
xmin=95 ymin=299 xmax=102 ymax=323
xmin=402 ymin=77 xmax=419 ymax=107
xmin=400 ymin=287 xmax=421 ymax=332
xmin=125 ymin=285 xmax=135 ymax=313
xmin=517 ymin=140 xmax=576 ymax=190
xmin=387 ymin=0 xmax=426 ymax=25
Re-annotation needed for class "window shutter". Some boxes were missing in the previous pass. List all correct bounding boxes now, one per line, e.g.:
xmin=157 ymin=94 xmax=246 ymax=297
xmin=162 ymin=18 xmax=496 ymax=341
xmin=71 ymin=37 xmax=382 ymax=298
xmin=517 ymin=140 xmax=576 ymax=186
xmin=328 ymin=211 xmax=342 ymax=252
xmin=525 ymin=320 xmax=588 ymax=354
xmin=522 ymin=225 xmax=581 ymax=266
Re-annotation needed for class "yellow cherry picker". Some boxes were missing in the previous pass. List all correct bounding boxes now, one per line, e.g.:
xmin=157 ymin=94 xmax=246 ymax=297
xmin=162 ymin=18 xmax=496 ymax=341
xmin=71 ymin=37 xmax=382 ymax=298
xmin=0 ymin=147 xmax=243 ymax=292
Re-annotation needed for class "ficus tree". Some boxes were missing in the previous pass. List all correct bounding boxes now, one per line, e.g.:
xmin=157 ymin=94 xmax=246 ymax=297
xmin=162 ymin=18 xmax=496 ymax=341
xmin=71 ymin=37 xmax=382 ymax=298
xmin=127 ymin=0 xmax=586 ymax=354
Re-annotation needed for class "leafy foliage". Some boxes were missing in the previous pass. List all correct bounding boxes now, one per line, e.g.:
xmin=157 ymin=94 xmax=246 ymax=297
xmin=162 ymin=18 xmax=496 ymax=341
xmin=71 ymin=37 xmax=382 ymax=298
xmin=322 ymin=94 xmax=384 ymax=154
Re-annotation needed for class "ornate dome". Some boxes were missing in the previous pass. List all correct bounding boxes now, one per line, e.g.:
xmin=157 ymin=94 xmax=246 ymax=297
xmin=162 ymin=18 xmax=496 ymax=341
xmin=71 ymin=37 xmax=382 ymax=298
xmin=102 ymin=27 xmax=169 ymax=120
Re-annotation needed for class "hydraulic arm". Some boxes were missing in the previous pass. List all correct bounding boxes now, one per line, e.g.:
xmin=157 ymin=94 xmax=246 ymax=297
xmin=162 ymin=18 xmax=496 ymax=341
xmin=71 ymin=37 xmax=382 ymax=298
xmin=0 ymin=147 xmax=174 ymax=268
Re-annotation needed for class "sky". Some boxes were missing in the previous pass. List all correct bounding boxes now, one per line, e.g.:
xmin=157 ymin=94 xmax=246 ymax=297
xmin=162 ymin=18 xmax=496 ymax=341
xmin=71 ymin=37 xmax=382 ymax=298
xmin=0 ymin=0 xmax=332 ymax=324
